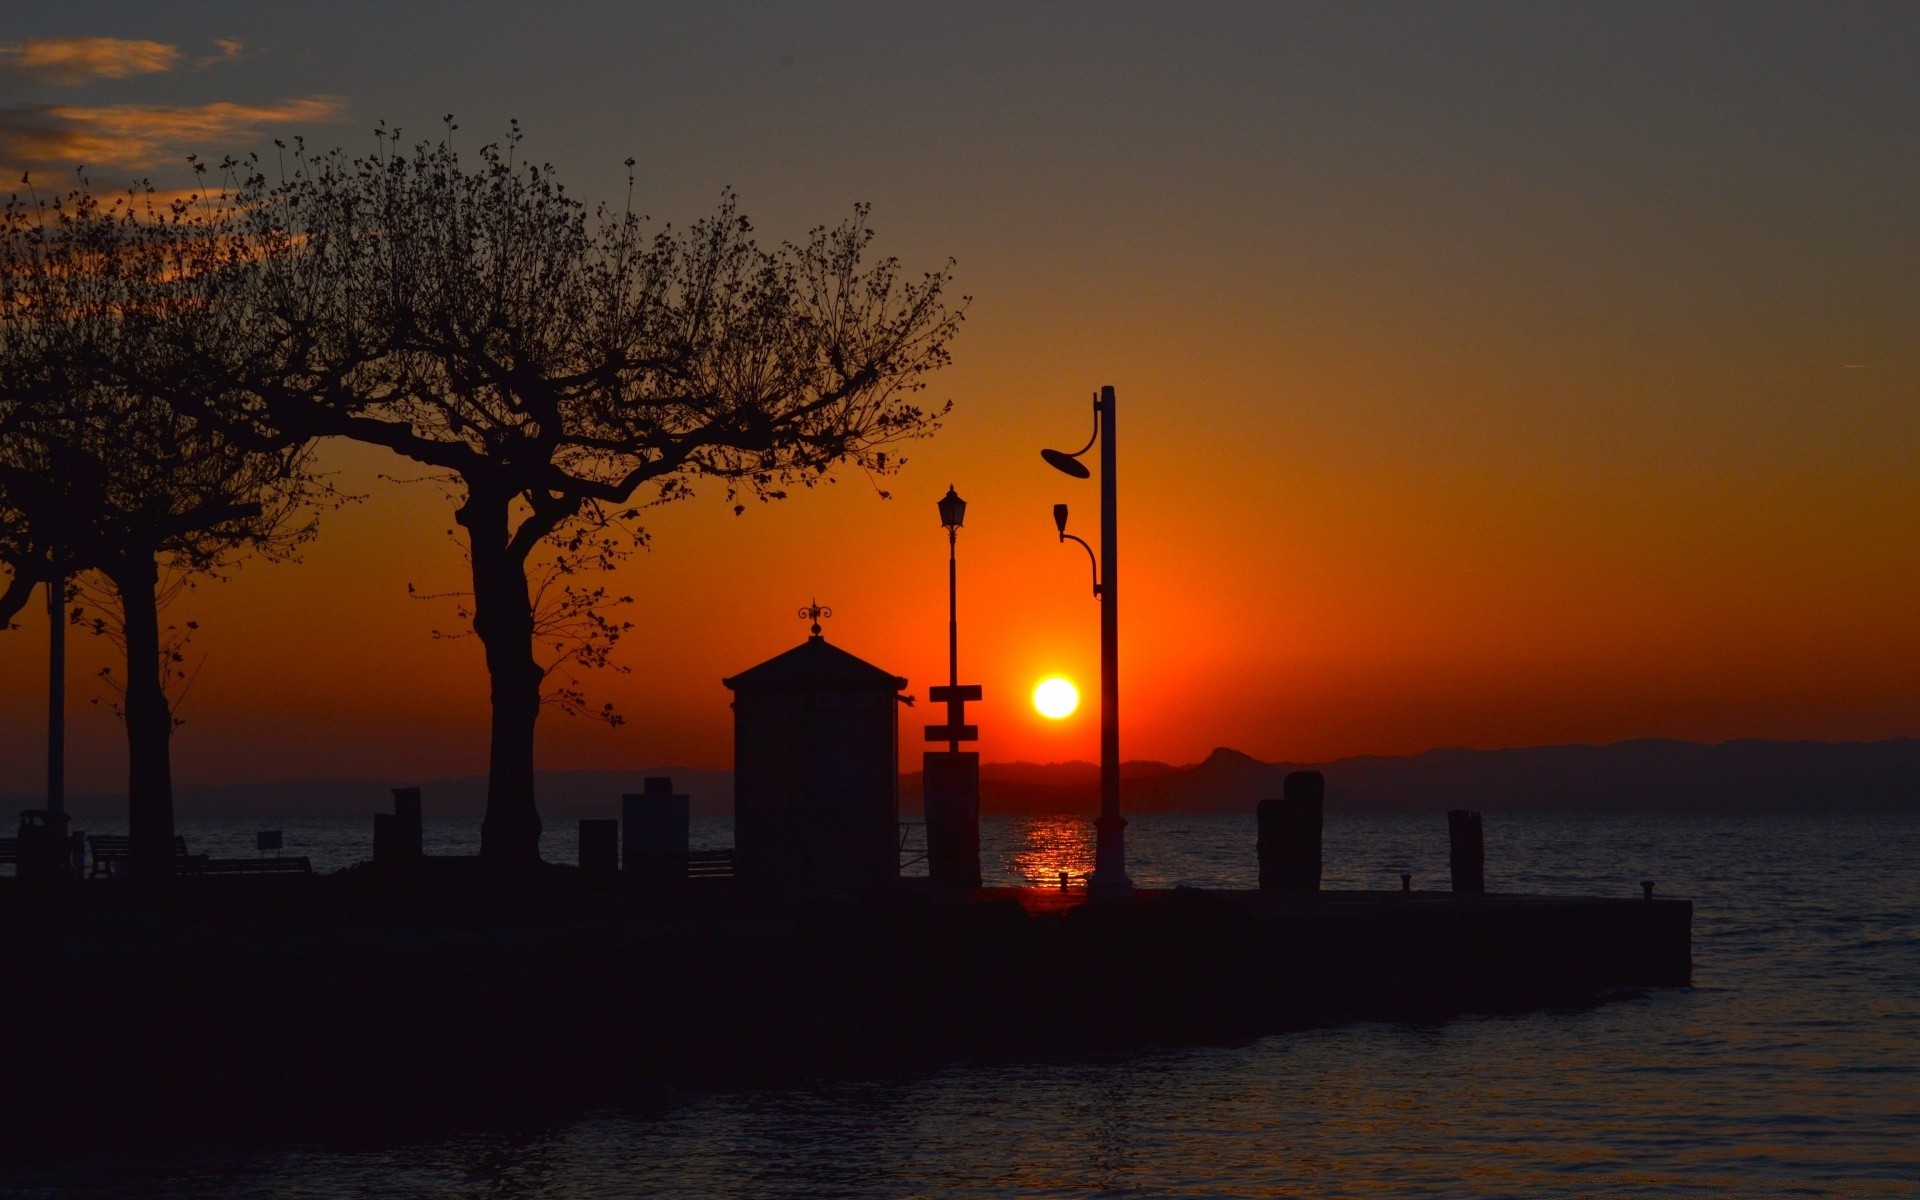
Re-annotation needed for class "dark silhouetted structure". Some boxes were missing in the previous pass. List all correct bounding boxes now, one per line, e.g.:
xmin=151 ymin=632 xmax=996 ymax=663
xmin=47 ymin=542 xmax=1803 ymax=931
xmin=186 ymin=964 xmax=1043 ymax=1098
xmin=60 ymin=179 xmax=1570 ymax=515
xmin=724 ymin=610 xmax=907 ymax=891
xmin=578 ymin=819 xmax=618 ymax=878
xmin=622 ymin=776 xmax=689 ymax=885
xmin=1449 ymin=809 xmax=1486 ymax=894
xmin=373 ymin=786 xmax=424 ymax=866
xmin=1258 ymin=770 xmax=1324 ymax=891
xmin=924 ymin=753 xmax=981 ymax=888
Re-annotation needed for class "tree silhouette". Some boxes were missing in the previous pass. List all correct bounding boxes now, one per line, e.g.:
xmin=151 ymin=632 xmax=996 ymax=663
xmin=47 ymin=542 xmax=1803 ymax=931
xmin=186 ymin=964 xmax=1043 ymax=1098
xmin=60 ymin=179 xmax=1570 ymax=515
xmin=175 ymin=125 xmax=964 ymax=868
xmin=0 ymin=182 xmax=334 ymax=880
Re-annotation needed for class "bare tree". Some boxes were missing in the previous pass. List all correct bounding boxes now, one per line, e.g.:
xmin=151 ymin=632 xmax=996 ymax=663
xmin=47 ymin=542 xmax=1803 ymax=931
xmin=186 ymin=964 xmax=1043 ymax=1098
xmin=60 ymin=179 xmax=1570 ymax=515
xmin=173 ymin=125 xmax=964 ymax=868
xmin=0 ymin=182 xmax=334 ymax=880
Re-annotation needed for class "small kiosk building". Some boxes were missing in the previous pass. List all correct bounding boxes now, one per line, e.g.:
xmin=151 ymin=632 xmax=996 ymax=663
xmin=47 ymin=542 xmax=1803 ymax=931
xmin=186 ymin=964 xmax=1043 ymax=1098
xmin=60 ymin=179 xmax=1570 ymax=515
xmin=722 ymin=626 xmax=908 ymax=891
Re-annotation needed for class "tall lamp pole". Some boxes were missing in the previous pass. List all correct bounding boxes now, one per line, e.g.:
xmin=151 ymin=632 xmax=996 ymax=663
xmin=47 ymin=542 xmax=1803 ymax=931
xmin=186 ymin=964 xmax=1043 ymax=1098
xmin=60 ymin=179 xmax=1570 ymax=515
xmin=925 ymin=487 xmax=983 ymax=889
xmin=1044 ymin=384 xmax=1130 ymax=899
xmin=939 ymin=486 xmax=966 ymax=747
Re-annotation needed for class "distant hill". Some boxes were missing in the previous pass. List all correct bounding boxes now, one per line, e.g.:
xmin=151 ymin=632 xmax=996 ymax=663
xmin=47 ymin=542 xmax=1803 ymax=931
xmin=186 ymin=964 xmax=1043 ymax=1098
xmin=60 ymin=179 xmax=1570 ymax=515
xmin=12 ymin=739 xmax=1920 ymax=819
xmin=8 ymin=767 xmax=733 ymax=821
xmin=905 ymin=738 xmax=1920 ymax=815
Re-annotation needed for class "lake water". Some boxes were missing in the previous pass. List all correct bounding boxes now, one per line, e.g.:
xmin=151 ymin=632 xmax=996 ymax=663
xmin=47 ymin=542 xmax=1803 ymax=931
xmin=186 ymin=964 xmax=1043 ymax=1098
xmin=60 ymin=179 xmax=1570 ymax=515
xmin=4 ymin=812 xmax=1916 ymax=1197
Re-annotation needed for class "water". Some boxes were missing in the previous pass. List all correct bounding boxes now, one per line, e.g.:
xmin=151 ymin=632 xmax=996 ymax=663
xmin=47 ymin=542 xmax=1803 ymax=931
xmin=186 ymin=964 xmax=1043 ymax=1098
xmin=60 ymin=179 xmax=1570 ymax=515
xmin=5 ymin=812 xmax=1916 ymax=1196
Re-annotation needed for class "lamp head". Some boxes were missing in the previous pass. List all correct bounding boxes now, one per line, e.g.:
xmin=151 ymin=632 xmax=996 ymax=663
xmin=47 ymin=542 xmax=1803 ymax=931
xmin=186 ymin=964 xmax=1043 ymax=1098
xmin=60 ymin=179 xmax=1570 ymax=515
xmin=1041 ymin=448 xmax=1092 ymax=479
xmin=1052 ymin=503 xmax=1069 ymax=535
xmin=937 ymin=485 xmax=966 ymax=531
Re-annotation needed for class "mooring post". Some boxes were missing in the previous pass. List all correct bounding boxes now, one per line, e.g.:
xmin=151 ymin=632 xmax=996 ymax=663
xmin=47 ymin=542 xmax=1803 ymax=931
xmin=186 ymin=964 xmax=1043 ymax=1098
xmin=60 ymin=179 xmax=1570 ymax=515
xmin=374 ymin=786 xmax=424 ymax=866
xmin=923 ymin=751 xmax=982 ymax=888
xmin=1258 ymin=770 xmax=1324 ymax=892
xmin=1642 ymin=880 xmax=1655 ymax=900
xmin=623 ymin=776 xmax=689 ymax=885
xmin=1401 ymin=872 xmax=1412 ymax=893
xmin=1448 ymin=809 xmax=1485 ymax=894
xmin=392 ymin=787 xmax=423 ymax=861
xmin=578 ymin=819 xmax=618 ymax=879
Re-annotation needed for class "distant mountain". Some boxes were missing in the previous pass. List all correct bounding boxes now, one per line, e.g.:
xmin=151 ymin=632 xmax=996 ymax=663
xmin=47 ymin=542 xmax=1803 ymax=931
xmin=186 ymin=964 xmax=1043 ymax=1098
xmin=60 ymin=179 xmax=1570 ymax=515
xmin=7 ymin=767 xmax=733 ymax=821
xmin=13 ymin=739 xmax=1919 ymax=820
xmin=904 ymin=738 xmax=1920 ymax=815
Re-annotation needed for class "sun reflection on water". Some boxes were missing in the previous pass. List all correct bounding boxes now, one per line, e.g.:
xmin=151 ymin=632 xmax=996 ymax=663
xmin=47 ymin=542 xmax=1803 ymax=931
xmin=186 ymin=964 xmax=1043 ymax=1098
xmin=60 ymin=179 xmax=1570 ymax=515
xmin=1006 ymin=816 xmax=1096 ymax=886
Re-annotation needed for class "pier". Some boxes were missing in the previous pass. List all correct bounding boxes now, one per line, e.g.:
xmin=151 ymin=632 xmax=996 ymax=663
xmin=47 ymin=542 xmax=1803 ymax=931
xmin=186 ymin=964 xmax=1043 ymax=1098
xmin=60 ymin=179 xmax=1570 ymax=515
xmin=0 ymin=870 xmax=1689 ymax=1150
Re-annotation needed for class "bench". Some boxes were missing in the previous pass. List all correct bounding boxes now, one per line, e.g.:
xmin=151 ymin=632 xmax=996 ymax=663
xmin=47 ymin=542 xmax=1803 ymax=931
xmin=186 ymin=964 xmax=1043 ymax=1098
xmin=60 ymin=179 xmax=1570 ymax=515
xmin=685 ymin=850 xmax=735 ymax=879
xmin=0 ymin=837 xmax=15 ymax=866
xmin=183 ymin=856 xmax=313 ymax=876
xmin=86 ymin=834 xmax=192 ymax=877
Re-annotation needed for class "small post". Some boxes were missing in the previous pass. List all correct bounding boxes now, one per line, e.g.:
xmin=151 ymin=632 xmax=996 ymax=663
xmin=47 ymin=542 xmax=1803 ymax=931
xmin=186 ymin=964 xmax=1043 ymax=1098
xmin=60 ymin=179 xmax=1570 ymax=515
xmin=923 ymin=751 xmax=981 ymax=888
xmin=1058 ymin=870 xmax=1069 ymax=892
xmin=393 ymin=787 xmax=423 ymax=860
xmin=1641 ymin=880 xmax=1655 ymax=901
xmin=579 ymin=819 xmax=618 ymax=879
xmin=375 ymin=787 xmax=424 ymax=865
xmin=371 ymin=813 xmax=395 ymax=864
xmin=623 ymin=776 xmax=689 ymax=885
xmin=1401 ymin=872 xmax=1412 ymax=893
xmin=1257 ymin=770 xmax=1324 ymax=892
xmin=1448 ymin=809 xmax=1485 ymax=895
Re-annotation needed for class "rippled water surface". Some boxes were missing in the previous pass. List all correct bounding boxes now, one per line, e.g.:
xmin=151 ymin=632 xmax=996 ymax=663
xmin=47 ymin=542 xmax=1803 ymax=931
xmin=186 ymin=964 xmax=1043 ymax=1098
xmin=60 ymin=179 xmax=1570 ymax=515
xmin=6 ymin=812 xmax=1917 ymax=1197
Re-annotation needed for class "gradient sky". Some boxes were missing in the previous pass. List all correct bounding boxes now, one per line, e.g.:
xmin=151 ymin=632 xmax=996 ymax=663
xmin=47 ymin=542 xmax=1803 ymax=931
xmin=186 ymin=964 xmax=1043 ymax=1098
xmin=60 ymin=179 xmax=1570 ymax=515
xmin=3 ymin=3 xmax=1919 ymax=792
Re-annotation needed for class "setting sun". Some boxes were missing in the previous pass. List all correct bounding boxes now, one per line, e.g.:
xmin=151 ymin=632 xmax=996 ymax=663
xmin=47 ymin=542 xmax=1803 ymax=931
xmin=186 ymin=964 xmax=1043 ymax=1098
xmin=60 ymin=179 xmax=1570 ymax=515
xmin=1032 ymin=677 xmax=1079 ymax=719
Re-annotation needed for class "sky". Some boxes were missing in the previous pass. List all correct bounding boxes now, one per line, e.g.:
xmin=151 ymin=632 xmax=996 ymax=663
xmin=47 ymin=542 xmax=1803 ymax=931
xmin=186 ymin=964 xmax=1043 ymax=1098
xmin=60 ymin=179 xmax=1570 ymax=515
xmin=2 ymin=3 xmax=1919 ymax=792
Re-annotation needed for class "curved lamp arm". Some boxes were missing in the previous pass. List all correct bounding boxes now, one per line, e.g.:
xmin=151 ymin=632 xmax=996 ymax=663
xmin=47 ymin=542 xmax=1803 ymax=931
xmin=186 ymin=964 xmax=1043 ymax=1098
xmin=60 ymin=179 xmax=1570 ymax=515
xmin=1060 ymin=531 xmax=1101 ymax=596
xmin=1040 ymin=393 xmax=1102 ymax=477
xmin=1052 ymin=505 xmax=1100 ymax=596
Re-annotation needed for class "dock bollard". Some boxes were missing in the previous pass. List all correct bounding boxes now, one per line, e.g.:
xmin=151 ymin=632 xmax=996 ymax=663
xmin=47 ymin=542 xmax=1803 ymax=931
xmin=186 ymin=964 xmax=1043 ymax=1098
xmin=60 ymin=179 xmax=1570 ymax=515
xmin=1642 ymin=880 xmax=1655 ymax=900
xmin=623 ymin=777 xmax=690 ymax=885
xmin=374 ymin=786 xmax=424 ymax=865
xmin=579 ymin=819 xmax=618 ymax=879
xmin=392 ymin=787 xmax=423 ymax=859
xmin=924 ymin=751 xmax=983 ymax=889
xmin=1447 ymin=809 xmax=1485 ymax=895
xmin=1401 ymin=873 xmax=1412 ymax=893
xmin=1258 ymin=771 xmax=1325 ymax=892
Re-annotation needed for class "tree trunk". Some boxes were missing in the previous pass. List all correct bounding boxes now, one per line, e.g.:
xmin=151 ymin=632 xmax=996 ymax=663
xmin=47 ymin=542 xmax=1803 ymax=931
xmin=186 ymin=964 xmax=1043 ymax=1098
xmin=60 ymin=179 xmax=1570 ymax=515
xmin=461 ymin=490 xmax=545 ymax=870
xmin=47 ymin=574 xmax=65 ymax=820
xmin=111 ymin=557 xmax=175 ymax=883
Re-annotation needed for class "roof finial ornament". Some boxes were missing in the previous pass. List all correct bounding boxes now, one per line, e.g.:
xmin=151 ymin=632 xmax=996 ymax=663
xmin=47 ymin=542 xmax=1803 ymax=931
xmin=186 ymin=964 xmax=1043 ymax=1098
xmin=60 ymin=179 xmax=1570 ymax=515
xmin=798 ymin=599 xmax=833 ymax=638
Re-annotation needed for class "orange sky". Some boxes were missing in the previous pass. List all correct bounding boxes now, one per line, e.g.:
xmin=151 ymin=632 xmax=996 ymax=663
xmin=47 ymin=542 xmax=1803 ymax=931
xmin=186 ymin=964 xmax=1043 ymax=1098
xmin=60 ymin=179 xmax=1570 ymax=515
xmin=4 ymin=7 xmax=1919 ymax=792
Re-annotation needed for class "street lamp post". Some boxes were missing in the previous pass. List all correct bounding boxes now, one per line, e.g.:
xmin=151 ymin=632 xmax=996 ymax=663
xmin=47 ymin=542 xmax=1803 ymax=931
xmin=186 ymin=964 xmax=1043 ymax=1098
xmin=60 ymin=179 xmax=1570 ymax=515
xmin=937 ymin=486 xmax=967 ymax=747
xmin=1044 ymin=384 xmax=1130 ymax=900
xmin=924 ymin=486 xmax=983 ymax=888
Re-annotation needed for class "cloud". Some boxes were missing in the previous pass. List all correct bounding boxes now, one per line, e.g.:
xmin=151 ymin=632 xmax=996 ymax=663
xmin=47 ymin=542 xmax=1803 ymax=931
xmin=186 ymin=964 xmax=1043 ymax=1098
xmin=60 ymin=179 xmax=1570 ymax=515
xmin=1 ymin=37 xmax=182 ymax=86
xmin=0 ymin=97 xmax=346 ymax=172
xmin=196 ymin=39 xmax=249 ymax=69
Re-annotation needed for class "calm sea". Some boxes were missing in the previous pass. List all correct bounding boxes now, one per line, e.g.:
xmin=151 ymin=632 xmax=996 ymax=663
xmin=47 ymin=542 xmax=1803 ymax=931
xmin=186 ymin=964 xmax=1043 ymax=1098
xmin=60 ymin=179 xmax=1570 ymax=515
xmin=4 ymin=811 xmax=1916 ymax=1197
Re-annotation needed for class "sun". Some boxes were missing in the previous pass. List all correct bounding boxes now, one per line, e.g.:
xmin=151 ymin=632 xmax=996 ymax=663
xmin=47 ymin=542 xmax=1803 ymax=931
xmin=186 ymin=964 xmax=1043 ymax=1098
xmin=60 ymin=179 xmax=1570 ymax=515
xmin=1033 ymin=677 xmax=1079 ymax=720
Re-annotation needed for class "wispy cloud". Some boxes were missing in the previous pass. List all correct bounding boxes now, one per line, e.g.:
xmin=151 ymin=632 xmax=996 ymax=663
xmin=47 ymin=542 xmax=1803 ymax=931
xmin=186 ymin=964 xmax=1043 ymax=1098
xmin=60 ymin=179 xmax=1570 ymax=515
xmin=196 ymin=39 xmax=250 ymax=70
xmin=1 ymin=37 xmax=182 ymax=86
xmin=0 ymin=97 xmax=347 ymax=172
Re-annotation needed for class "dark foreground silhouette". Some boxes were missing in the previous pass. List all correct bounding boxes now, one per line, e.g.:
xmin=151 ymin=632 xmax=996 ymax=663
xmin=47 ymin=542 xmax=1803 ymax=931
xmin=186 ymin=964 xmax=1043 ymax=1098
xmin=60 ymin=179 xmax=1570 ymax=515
xmin=0 ymin=865 xmax=1688 ymax=1154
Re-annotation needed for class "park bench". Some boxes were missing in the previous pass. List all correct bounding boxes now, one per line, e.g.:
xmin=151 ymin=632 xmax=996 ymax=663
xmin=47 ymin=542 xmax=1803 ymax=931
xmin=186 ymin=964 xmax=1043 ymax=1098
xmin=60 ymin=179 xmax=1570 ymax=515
xmin=0 ymin=837 xmax=15 ymax=866
xmin=86 ymin=834 xmax=193 ymax=877
xmin=685 ymin=850 xmax=735 ymax=879
xmin=183 ymin=856 xmax=313 ymax=876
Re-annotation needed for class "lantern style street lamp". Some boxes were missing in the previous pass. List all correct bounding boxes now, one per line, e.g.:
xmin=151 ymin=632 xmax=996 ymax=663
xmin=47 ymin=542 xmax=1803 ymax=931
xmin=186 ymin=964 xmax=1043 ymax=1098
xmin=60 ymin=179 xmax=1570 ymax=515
xmin=1043 ymin=385 xmax=1130 ymax=900
xmin=928 ymin=486 xmax=979 ymax=752
xmin=924 ymin=486 xmax=984 ymax=889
